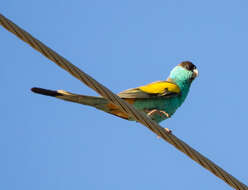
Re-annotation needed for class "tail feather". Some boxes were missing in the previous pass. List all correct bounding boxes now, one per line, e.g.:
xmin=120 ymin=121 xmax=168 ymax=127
xmin=31 ymin=87 xmax=109 ymax=110
xmin=31 ymin=87 xmax=131 ymax=120
xmin=31 ymin=87 xmax=61 ymax=97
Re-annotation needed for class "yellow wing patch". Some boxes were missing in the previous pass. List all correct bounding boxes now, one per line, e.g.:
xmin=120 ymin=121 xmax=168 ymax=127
xmin=139 ymin=81 xmax=180 ymax=94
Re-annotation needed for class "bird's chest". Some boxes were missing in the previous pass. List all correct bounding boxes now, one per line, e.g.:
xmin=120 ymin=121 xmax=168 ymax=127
xmin=133 ymin=97 xmax=181 ymax=114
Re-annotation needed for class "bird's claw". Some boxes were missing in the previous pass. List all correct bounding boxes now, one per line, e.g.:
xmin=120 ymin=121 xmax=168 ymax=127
xmin=160 ymin=111 xmax=171 ymax=118
xmin=164 ymin=128 xmax=172 ymax=133
xmin=147 ymin=109 xmax=170 ymax=118
xmin=157 ymin=128 xmax=172 ymax=139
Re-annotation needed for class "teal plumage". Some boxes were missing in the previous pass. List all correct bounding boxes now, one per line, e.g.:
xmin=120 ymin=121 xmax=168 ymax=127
xmin=31 ymin=61 xmax=198 ymax=124
xmin=130 ymin=64 xmax=197 ymax=123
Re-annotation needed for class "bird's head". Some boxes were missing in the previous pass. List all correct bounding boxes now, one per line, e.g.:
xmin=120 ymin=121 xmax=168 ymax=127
xmin=169 ymin=61 xmax=198 ymax=84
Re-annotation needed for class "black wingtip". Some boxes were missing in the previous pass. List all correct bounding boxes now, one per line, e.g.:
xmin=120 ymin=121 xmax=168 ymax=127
xmin=31 ymin=87 xmax=61 ymax=97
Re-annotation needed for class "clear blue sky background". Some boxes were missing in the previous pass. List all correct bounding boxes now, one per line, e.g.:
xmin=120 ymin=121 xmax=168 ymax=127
xmin=1 ymin=1 xmax=247 ymax=189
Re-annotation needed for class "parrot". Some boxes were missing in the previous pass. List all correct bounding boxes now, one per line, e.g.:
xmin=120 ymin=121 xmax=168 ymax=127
xmin=31 ymin=61 xmax=198 ymax=125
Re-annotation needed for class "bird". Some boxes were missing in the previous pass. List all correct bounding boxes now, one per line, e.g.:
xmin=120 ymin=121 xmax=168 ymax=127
xmin=31 ymin=61 xmax=198 ymax=126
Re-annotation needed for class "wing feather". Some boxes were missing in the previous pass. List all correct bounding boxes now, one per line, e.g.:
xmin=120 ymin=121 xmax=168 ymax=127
xmin=118 ymin=81 xmax=180 ymax=99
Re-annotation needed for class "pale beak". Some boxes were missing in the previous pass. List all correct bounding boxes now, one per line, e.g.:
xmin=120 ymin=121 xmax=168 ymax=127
xmin=193 ymin=68 xmax=199 ymax=78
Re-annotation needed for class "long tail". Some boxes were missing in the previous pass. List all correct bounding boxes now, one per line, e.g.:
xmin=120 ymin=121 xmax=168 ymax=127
xmin=31 ymin=87 xmax=130 ymax=120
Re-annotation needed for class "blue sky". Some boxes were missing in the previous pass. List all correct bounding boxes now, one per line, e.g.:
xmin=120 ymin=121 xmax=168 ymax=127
xmin=1 ymin=1 xmax=248 ymax=189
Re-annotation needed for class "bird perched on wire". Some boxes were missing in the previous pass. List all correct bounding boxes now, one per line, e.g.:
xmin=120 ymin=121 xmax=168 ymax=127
xmin=31 ymin=61 xmax=198 ymax=128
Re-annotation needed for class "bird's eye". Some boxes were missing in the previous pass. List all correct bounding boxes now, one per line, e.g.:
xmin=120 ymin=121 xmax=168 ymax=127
xmin=190 ymin=65 xmax=196 ymax=71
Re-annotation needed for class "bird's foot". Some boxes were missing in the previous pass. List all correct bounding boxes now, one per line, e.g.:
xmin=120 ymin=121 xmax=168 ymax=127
xmin=164 ymin=128 xmax=172 ymax=133
xmin=157 ymin=128 xmax=172 ymax=139
xmin=160 ymin=111 xmax=171 ymax=118
xmin=147 ymin=109 xmax=170 ymax=118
